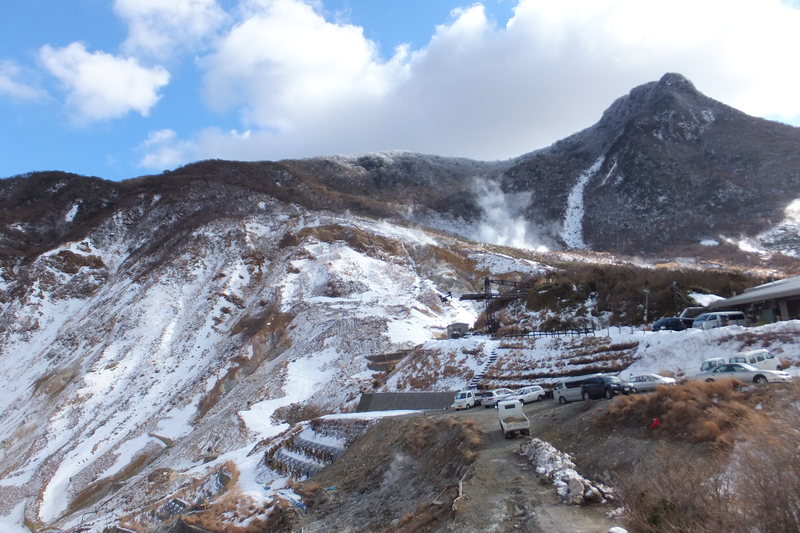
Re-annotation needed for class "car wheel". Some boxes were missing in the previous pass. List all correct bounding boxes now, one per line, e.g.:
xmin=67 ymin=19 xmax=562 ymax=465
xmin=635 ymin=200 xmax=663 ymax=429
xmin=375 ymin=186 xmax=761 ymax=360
xmin=558 ymin=396 xmax=567 ymax=405
xmin=604 ymin=388 xmax=613 ymax=400
xmin=754 ymin=375 xmax=767 ymax=384
xmin=521 ymin=429 xmax=530 ymax=437
xmin=581 ymin=390 xmax=589 ymax=401
xmin=537 ymin=395 xmax=544 ymax=402
xmin=504 ymin=432 xmax=513 ymax=439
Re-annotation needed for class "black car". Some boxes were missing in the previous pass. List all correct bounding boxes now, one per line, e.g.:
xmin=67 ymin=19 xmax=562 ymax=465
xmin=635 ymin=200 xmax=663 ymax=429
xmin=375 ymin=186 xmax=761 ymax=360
xmin=652 ymin=316 xmax=694 ymax=331
xmin=580 ymin=376 xmax=636 ymax=400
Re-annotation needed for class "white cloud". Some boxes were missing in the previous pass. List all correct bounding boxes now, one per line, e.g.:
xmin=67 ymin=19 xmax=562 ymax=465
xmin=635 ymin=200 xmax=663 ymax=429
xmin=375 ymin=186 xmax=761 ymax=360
xmin=141 ymin=128 xmax=177 ymax=146
xmin=40 ymin=42 xmax=170 ymax=123
xmin=138 ymin=128 xmax=191 ymax=168
xmin=0 ymin=61 xmax=47 ymax=101
xmin=114 ymin=0 xmax=228 ymax=60
xmin=201 ymin=0 xmax=407 ymax=128
xmin=142 ymin=0 xmax=800 ymax=169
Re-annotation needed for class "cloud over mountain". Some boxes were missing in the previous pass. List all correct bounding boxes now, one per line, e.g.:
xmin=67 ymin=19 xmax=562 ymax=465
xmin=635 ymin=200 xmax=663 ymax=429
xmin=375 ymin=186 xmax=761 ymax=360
xmin=138 ymin=0 xmax=800 ymax=170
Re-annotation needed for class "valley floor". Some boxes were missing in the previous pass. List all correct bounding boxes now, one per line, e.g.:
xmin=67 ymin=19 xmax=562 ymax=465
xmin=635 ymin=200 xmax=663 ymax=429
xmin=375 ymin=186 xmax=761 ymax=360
xmin=291 ymin=400 xmax=625 ymax=533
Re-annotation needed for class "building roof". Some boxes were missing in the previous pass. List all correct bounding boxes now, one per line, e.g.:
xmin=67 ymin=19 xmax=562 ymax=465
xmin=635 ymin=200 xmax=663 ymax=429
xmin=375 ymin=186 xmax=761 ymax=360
xmin=708 ymin=275 xmax=800 ymax=308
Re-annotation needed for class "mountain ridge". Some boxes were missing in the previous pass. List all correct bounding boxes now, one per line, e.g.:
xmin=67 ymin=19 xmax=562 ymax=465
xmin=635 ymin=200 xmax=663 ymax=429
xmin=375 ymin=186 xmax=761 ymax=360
xmin=4 ymin=73 xmax=799 ymax=260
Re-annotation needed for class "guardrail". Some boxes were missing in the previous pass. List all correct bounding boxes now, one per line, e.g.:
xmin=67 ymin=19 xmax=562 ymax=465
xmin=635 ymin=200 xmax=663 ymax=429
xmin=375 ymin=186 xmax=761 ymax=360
xmin=497 ymin=327 xmax=596 ymax=339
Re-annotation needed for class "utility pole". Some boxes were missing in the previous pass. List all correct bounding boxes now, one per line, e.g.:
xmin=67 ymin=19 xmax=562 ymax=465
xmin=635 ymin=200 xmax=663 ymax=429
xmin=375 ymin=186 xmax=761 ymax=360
xmin=643 ymin=288 xmax=650 ymax=324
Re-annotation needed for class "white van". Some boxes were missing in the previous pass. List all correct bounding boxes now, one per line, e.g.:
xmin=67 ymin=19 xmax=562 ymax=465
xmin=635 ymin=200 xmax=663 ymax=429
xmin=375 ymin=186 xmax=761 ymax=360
xmin=451 ymin=390 xmax=476 ymax=410
xmin=553 ymin=374 xmax=602 ymax=404
xmin=692 ymin=311 xmax=747 ymax=330
xmin=728 ymin=349 xmax=783 ymax=371
xmin=700 ymin=357 xmax=725 ymax=373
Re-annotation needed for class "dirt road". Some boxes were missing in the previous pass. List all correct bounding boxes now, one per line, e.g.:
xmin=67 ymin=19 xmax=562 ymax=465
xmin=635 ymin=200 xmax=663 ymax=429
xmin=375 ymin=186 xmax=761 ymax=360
xmin=440 ymin=400 xmax=621 ymax=533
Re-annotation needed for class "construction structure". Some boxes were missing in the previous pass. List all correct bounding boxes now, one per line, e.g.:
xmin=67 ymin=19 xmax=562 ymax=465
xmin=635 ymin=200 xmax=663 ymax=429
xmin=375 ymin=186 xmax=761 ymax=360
xmin=460 ymin=277 xmax=532 ymax=333
xmin=708 ymin=275 xmax=800 ymax=323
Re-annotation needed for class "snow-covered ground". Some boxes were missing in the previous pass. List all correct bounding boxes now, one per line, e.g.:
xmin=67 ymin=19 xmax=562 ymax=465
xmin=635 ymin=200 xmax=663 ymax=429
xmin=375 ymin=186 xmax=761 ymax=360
xmin=384 ymin=321 xmax=800 ymax=394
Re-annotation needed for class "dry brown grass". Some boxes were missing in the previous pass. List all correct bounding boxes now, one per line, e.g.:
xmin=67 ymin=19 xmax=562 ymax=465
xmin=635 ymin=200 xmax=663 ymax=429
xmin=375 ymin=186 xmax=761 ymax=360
xmin=66 ymin=449 xmax=157 ymax=518
xmin=177 ymin=462 xmax=278 ymax=533
xmin=271 ymin=402 xmax=332 ymax=425
xmin=598 ymin=379 xmax=763 ymax=447
xmin=720 ymin=329 xmax=799 ymax=350
xmin=400 ymin=418 xmax=482 ymax=459
xmin=292 ymin=224 xmax=406 ymax=259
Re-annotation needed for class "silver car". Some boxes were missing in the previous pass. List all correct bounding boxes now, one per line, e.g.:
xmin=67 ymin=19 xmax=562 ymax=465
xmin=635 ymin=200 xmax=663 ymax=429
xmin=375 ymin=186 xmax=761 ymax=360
xmin=482 ymin=388 xmax=514 ymax=408
xmin=697 ymin=363 xmax=791 ymax=384
xmin=629 ymin=374 xmax=676 ymax=392
xmin=509 ymin=385 xmax=546 ymax=404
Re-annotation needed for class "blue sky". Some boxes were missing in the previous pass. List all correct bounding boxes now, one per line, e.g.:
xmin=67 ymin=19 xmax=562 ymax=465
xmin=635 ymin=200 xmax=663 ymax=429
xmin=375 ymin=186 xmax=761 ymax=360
xmin=1 ymin=0 xmax=799 ymax=181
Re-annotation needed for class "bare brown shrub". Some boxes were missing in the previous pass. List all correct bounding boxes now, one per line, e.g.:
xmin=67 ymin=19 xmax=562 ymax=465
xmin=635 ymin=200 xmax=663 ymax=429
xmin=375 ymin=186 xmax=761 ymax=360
xmin=616 ymin=443 xmax=730 ymax=532
xmin=525 ymin=262 xmax=764 ymax=326
xmin=730 ymin=417 xmax=800 ymax=532
xmin=618 ymin=411 xmax=800 ymax=533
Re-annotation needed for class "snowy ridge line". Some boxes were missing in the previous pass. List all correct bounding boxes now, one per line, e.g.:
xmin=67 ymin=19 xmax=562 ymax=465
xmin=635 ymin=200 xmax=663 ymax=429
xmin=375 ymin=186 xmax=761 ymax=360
xmin=560 ymin=156 xmax=605 ymax=249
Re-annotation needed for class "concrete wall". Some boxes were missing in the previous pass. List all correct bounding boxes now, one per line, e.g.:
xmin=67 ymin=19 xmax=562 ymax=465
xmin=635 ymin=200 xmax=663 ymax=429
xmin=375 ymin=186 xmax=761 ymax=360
xmin=355 ymin=392 xmax=456 ymax=412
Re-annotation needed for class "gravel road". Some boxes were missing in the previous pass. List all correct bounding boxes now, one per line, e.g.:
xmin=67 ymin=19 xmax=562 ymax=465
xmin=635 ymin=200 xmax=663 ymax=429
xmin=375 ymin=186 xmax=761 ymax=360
xmin=440 ymin=400 xmax=622 ymax=533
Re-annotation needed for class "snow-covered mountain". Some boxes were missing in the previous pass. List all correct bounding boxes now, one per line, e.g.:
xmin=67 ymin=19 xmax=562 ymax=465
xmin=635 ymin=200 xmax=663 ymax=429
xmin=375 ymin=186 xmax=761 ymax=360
xmin=285 ymin=73 xmax=800 ymax=256
xmin=2 ymin=73 xmax=800 ymax=531
xmin=0 ymin=170 xmax=554 ymax=530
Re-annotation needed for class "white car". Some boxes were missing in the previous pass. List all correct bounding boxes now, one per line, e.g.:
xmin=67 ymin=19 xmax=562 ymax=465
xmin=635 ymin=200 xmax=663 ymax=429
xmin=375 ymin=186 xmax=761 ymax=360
xmin=482 ymin=388 xmax=514 ymax=408
xmin=629 ymin=374 xmax=676 ymax=392
xmin=697 ymin=363 xmax=791 ymax=384
xmin=509 ymin=385 xmax=546 ymax=404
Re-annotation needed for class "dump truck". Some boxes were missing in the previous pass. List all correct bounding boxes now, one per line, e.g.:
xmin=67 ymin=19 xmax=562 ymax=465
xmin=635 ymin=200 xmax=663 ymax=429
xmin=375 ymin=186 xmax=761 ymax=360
xmin=497 ymin=399 xmax=530 ymax=439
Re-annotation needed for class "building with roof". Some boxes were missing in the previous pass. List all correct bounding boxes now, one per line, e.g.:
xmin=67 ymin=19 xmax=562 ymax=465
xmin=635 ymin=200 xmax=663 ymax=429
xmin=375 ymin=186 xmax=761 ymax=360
xmin=708 ymin=275 xmax=800 ymax=323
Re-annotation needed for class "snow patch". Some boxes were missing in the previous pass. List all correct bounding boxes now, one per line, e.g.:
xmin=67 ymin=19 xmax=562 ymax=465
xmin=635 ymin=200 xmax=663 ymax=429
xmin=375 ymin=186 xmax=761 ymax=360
xmin=519 ymin=438 xmax=614 ymax=505
xmin=467 ymin=252 xmax=547 ymax=276
xmin=700 ymin=239 xmax=719 ymax=246
xmin=599 ymin=160 xmax=618 ymax=186
xmin=689 ymin=292 xmax=723 ymax=307
xmin=0 ymin=501 xmax=29 ymax=533
xmin=560 ymin=156 xmax=605 ymax=249
xmin=64 ymin=204 xmax=79 ymax=222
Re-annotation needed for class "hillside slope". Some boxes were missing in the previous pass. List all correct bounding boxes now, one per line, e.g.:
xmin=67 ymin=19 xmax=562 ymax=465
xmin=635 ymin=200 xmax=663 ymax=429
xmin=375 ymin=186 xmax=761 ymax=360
xmin=0 ymin=171 xmax=557 ymax=530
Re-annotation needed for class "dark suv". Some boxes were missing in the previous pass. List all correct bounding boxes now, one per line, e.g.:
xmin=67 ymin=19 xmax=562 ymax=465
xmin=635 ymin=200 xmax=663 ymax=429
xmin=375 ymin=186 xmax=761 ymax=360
xmin=652 ymin=316 xmax=694 ymax=331
xmin=581 ymin=375 xmax=636 ymax=400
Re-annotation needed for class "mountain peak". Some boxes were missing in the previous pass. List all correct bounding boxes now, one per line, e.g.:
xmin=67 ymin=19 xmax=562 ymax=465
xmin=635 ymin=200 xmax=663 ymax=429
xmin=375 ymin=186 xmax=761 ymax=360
xmin=657 ymin=72 xmax=697 ymax=92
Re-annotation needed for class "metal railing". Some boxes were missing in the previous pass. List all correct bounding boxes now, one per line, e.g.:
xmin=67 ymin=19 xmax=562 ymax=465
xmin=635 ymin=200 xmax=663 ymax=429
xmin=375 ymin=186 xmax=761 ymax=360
xmin=497 ymin=327 xmax=596 ymax=339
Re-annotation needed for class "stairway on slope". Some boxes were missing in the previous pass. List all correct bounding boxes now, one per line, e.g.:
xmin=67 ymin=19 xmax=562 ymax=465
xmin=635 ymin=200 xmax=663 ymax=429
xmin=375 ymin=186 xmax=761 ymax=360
xmin=266 ymin=418 xmax=373 ymax=480
xmin=468 ymin=348 xmax=500 ymax=389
